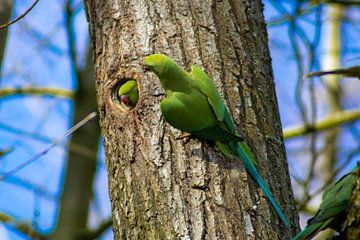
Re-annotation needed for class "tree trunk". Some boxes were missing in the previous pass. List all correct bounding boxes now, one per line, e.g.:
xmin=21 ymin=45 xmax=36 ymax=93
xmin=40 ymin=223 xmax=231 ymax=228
xmin=52 ymin=47 xmax=101 ymax=239
xmin=346 ymin=167 xmax=360 ymax=240
xmin=0 ymin=0 xmax=12 ymax=80
xmin=85 ymin=0 xmax=298 ymax=239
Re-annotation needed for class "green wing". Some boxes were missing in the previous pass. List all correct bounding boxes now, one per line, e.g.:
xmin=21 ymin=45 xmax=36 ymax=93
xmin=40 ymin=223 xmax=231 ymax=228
xmin=188 ymin=65 xmax=257 ymax=163
xmin=293 ymin=170 xmax=356 ymax=240
xmin=188 ymin=65 xmax=258 ymax=161
xmin=157 ymin=63 xmax=240 ymax=139
xmin=188 ymin=66 xmax=243 ymax=137
xmin=292 ymin=218 xmax=333 ymax=240
xmin=309 ymin=171 xmax=356 ymax=224
xmin=192 ymin=125 xmax=243 ymax=142
xmin=160 ymin=91 xmax=218 ymax=132
xmin=188 ymin=66 xmax=225 ymax=121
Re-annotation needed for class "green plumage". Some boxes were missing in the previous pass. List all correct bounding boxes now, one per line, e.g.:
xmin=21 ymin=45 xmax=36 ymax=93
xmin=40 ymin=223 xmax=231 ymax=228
xmin=145 ymin=53 xmax=289 ymax=227
xmin=293 ymin=167 xmax=357 ymax=240
xmin=118 ymin=80 xmax=139 ymax=108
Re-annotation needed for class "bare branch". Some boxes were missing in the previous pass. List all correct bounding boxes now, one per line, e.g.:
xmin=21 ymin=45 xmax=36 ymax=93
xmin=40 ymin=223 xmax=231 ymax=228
xmin=313 ymin=0 xmax=360 ymax=6
xmin=0 ymin=121 xmax=97 ymax=160
xmin=80 ymin=218 xmax=113 ymax=240
xmin=64 ymin=0 xmax=79 ymax=74
xmin=0 ymin=0 xmax=40 ymax=30
xmin=0 ymin=211 xmax=47 ymax=240
xmin=283 ymin=110 xmax=360 ymax=139
xmin=306 ymin=65 xmax=360 ymax=79
xmin=0 ymin=173 xmax=57 ymax=200
xmin=0 ymin=87 xmax=73 ymax=99
xmin=0 ymin=112 xmax=97 ymax=181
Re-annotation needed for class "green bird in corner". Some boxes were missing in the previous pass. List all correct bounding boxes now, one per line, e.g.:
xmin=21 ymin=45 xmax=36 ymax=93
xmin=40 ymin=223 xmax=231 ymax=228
xmin=293 ymin=167 xmax=358 ymax=240
xmin=117 ymin=80 xmax=139 ymax=109
xmin=144 ymin=53 xmax=290 ymax=228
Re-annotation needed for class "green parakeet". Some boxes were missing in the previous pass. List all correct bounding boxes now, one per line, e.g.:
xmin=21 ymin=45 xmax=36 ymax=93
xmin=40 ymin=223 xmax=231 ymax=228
xmin=144 ymin=53 xmax=290 ymax=227
xmin=117 ymin=80 xmax=139 ymax=109
xmin=293 ymin=167 xmax=358 ymax=240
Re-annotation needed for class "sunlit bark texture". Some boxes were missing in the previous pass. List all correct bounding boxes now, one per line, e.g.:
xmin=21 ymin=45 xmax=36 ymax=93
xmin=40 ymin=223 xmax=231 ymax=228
xmin=0 ymin=0 xmax=12 ymax=80
xmin=85 ymin=0 xmax=298 ymax=239
xmin=346 ymin=168 xmax=360 ymax=240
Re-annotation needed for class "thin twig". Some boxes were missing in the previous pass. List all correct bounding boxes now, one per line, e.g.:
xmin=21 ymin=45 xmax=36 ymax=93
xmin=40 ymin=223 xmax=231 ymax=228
xmin=0 ymin=211 xmax=46 ymax=240
xmin=0 ymin=0 xmax=40 ymax=30
xmin=80 ymin=218 xmax=113 ymax=240
xmin=0 ymin=112 xmax=97 ymax=181
xmin=0 ymin=121 xmax=97 ymax=160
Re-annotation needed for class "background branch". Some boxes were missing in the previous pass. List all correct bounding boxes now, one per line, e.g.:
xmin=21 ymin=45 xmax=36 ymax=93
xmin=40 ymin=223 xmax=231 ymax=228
xmin=0 ymin=0 xmax=40 ymax=30
xmin=0 ymin=87 xmax=73 ymax=99
xmin=0 ymin=211 xmax=47 ymax=240
xmin=283 ymin=110 xmax=360 ymax=139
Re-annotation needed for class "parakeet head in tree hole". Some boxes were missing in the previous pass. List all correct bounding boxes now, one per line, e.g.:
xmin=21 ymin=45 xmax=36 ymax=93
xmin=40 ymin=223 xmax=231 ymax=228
xmin=117 ymin=80 xmax=138 ymax=108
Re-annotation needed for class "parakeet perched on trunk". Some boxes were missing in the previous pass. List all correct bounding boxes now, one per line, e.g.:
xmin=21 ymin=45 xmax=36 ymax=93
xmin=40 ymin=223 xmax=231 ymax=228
xmin=117 ymin=80 xmax=139 ymax=110
xmin=144 ymin=53 xmax=290 ymax=228
xmin=292 ymin=167 xmax=358 ymax=240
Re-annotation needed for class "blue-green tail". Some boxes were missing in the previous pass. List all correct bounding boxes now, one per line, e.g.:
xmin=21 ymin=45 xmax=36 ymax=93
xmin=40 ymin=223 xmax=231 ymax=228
xmin=231 ymin=142 xmax=290 ymax=228
xmin=292 ymin=222 xmax=324 ymax=240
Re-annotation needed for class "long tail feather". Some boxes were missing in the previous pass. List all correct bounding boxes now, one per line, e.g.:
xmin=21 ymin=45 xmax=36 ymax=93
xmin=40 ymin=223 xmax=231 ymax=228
xmin=231 ymin=142 xmax=290 ymax=228
xmin=222 ymin=109 xmax=290 ymax=227
xmin=292 ymin=222 xmax=323 ymax=240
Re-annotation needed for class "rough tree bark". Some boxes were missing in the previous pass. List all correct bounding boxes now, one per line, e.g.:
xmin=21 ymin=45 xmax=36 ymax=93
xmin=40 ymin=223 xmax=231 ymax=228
xmin=0 ymin=0 xmax=12 ymax=80
xmin=85 ymin=0 xmax=298 ymax=239
xmin=345 ymin=167 xmax=360 ymax=240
